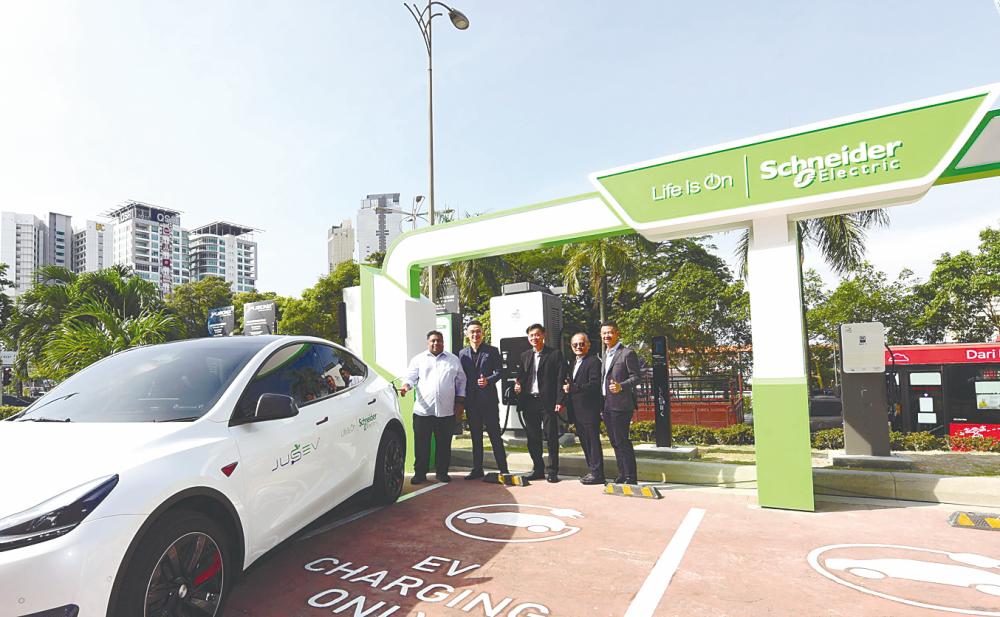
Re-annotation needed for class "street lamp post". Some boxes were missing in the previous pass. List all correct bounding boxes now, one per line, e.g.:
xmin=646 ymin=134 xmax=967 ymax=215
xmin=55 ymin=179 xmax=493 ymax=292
xmin=404 ymin=1 xmax=469 ymax=302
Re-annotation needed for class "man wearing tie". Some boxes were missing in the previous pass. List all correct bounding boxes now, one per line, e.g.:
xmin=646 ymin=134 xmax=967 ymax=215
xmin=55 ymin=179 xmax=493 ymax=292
xmin=458 ymin=320 xmax=509 ymax=479
xmin=563 ymin=332 xmax=605 ymax=484
xmin=600 ymin=321 xmax=640 ymax=485
xmin=514 ymin=323 xmax=566 ymax=482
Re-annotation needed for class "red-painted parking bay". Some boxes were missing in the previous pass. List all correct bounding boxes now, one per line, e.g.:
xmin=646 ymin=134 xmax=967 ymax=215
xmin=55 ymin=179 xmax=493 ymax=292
xmin=225 ymin=480 xmax=1000 ymax=617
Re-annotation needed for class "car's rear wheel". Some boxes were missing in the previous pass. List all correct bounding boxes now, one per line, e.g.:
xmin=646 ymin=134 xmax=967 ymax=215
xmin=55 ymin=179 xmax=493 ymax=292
xmin=370 ymin=429 xmax=405 ymax=506
xmin=113 ymin=509 xmax=232 ymax=617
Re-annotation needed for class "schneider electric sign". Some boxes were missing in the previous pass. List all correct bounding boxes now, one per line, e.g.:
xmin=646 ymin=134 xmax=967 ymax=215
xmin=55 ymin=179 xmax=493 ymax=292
xmin=591 ymin=86 xmax=997 ymax=235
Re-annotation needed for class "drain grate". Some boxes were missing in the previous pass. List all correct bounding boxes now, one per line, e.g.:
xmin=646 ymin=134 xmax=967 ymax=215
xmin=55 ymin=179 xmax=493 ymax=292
xmin=948 ymin=511 xmax=1000 ymax=531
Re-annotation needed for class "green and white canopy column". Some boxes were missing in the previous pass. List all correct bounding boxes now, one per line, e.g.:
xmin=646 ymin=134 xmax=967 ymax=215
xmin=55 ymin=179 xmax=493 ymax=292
xmin=347 ymin=83 xmax=999 ymax=509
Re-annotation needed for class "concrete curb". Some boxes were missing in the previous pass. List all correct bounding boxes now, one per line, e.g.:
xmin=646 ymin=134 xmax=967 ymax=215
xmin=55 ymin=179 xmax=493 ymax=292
xmin=451 ymin=448 xmax=1000 ymax=508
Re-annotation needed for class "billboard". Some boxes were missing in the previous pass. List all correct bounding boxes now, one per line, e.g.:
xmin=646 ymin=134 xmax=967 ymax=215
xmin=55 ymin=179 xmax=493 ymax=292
xmin=244 ymin=300 xmax=277 ymax=336
xmin=207 ymin=305 xmax=235 ymax=337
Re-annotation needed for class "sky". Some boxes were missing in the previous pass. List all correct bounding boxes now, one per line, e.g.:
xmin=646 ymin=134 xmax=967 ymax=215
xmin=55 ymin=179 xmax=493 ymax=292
xmin=1 ymin=1 xmax=998 ymax=296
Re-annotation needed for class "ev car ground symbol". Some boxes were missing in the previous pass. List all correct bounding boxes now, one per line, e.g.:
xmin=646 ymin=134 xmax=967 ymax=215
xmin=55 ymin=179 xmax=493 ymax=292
xmin=809 ymin=544 xmax=1000 ymax=615
xmin=446 ymin=504 xmax=583 ymax=543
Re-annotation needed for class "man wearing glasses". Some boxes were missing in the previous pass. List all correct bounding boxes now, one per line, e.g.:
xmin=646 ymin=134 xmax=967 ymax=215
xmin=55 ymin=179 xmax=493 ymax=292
xmin=563 ymin=332 xmax=605 ymax=484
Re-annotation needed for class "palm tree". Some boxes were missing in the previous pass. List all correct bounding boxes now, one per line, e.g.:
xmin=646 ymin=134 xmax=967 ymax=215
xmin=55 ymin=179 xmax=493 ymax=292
xmin=561 ymin=235 xmax=654 ymax=323
xmin=4 ymin=265 xmax=174 ymax=382
xmin=42 ymin=298 xmax=177 ymax=380
xmin=735 ymin=210 xmax=890 ymax=277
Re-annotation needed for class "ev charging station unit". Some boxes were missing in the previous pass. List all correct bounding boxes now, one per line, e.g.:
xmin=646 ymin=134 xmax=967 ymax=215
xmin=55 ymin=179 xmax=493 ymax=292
xmin=839 ymin=322 xmax=891 ymax=457
xmin=345 ymin=83 xmax=1000 ymax=511
xmin=489 ymin=283 xmax=563 ymax=434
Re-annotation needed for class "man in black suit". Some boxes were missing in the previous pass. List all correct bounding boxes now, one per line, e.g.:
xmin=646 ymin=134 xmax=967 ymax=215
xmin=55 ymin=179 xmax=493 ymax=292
xmin=600 ymin=321 xmax=641 ymax=484
xmin=458 ymin=320 xmax=509 ymax=479
xmin=514 ymin=323 xmax=566 ymax=482
xmin=563 ymin=332 xmax=605 ymax=484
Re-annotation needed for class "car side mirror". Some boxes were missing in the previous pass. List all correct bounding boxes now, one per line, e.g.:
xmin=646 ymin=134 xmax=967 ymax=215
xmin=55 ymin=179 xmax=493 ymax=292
xmin=254 ymin=393 xmax=298 ymax=422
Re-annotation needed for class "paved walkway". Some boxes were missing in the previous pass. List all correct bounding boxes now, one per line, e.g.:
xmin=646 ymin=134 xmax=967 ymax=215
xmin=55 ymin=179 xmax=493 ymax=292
xmin=224 ymin=475 xmax=1000 ymax=616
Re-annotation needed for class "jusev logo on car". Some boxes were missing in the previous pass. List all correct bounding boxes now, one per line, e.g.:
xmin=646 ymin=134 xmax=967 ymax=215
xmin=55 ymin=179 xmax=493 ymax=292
xmin=272 ymin=438 xmax=321 ymax=471
xmin=359 ymin=413 xmax=378 ymax=431
xmin=759 ymin=140 xmax=904 ymax=189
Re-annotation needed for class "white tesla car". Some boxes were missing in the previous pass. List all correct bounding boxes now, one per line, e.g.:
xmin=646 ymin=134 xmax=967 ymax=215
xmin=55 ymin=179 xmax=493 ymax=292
xmin=0 ymin=336 xmax=406 ymax=617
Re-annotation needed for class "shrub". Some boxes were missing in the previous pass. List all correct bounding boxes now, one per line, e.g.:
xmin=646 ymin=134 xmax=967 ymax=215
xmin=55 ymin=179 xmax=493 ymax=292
xmin=629 ymin=421 xmax=656 ymax=443
xmin=812 ymin=428 xmax=844 ymax=450
xmin=0 ymin=405 xmax=22 ymax=420
xmin=889 ymin=431 xmax=907 ymax=451
xmin=715 ymin=423 xmax=755 ymax=445
xmin=671 ymin=425 xmax=717 ymax=445
xmin=900 ymin=432 xmax=948 ymax=451
xmin=948 ymin=435 xmax=1000 ymax=453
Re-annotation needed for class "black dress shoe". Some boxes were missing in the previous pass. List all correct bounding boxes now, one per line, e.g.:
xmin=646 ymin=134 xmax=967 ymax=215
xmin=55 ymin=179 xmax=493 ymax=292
xmin=612 ymin=476 xmax=626 ymax=484
xmin=527 ymin=471 xmax=545 ymax=481
xmin=435 ymin=473 xmax=452 ymax=483
xmin=624 ymin=478 xmax=638 ymax=485
xmin=411 ymin=475 xmax=427 ymax=485
xmin=547 ymin=474 xmax=560 ymax=483
xmin=580 ymin=475 xmax=604 ymax=485
xmin=465 ymin=469 xmax=485 ymax=480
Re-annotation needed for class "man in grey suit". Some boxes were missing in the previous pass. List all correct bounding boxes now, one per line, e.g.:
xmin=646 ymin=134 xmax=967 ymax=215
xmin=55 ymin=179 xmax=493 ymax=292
xmin=600 ymin=321 xmax=640 ymax=484
xmin=458 ymin=320 xmax=509 ymax=479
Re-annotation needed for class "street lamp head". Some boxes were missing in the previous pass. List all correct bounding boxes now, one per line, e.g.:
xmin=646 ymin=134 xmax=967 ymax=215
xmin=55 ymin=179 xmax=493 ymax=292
xmin=448 ymin=8 xmax=470 ymax=30
xmin=415 ymin=195 xmax=425 ymax=203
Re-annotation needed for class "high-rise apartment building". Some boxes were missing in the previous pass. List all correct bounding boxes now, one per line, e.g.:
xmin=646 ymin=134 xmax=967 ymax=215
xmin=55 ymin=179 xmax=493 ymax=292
xmin=327 ymin=219 xmax=355 ymax=271
xmin=71 ymin=220 xmax=115 ymax=273
xmin=105 ymin=200 xmax=189 ymax=297
xmin=0 ymin=212 xmax=46 ymax=295
xmin=46 ymin=213 xmax=73 ymax=271
xmin=356 ymin=193 xmax=403 ymax=261
xmin=189 ymin=222 xmax=258 ymax=293
xmin=0 ymin=204 xmax=261 ymax=297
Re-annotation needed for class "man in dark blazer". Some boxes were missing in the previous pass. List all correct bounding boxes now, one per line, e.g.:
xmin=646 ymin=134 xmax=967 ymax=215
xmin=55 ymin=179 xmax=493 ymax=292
xmin=563 ymin=332 xmax=605 ymax=484
xmin=458 ymin=320 xmax=509 ymax=479
xmin=600 ymin=321 xmax=641 ymax=484
xmin=514 ymin=323 xmax=566 ymax=482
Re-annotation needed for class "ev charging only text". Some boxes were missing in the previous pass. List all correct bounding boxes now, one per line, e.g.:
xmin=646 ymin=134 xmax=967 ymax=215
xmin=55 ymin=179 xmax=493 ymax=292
xmin=304 ymin=554 xmax=550 ymax=616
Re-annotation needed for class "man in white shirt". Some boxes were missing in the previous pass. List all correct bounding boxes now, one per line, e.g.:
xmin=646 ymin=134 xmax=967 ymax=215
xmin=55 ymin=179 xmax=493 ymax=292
xmin=400 ymin=330 xmax=466 ymax=484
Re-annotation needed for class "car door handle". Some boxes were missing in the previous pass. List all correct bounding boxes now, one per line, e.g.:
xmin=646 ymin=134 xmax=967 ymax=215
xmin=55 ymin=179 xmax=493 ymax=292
xmin=316 ymin=417 xmax=328 ymax=426
xmin=367 ymin=397 xmax=377 ymax=405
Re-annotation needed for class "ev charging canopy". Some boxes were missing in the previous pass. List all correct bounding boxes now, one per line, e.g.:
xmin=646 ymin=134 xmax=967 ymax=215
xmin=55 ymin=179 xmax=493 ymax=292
xmin=345 ymin=83 xmax=1000 ymax=511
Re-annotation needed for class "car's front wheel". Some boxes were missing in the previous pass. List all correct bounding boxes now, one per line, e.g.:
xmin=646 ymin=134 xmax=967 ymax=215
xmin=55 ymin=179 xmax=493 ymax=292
xmin=370 ymin=429 xmax=405 ymax=506
xmin=113 ymin=509 xmax=232 ymax=617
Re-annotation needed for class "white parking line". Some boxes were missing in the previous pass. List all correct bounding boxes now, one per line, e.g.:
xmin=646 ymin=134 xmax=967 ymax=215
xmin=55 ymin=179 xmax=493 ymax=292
xmin=624 ymin=507 xmax=706 ymax=617
xmin=297 ymin=481 xmax=446 ymax=541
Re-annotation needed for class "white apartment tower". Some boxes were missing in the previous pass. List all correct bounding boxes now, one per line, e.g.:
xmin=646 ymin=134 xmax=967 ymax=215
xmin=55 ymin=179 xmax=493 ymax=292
xmin=356 ymin=193 xmax=403 ymax=262
xmin=189 ymin=222 xmax=258 ymax=293
xmin=71 ymin=220 xmax=115 ymax=273
xmin=105 ymin=201 xmax=190 ymax=297
xmin=0 ymin=212 xmax=46 ymax=295
xmin=327 ymin=219 xmax=355 ymax=271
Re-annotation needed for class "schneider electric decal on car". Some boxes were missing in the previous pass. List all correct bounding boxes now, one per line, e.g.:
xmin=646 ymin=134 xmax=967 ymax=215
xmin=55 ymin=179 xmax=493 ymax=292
xmin=0 ymin=335 xmax=406 ymax=617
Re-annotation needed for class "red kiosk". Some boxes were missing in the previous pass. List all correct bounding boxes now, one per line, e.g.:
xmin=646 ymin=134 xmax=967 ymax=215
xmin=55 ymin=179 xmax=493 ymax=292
xmin=885 ymin=342 xmax=1000 ymax=439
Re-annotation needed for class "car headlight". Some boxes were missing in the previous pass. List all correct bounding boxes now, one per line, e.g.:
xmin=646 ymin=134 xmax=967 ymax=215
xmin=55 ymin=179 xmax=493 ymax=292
xmin=0 ymin=474 xmax=118 ymax=552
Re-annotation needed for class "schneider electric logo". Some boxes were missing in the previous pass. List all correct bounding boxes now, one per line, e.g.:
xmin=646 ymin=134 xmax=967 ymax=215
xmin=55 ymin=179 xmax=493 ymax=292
xmin=760 ymin=140 xmax=903 ymax=189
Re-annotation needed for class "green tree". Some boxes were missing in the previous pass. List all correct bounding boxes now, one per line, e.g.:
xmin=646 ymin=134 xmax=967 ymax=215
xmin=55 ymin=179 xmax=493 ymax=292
xmin=42 ymin=299 xmax=177 ymax=381
xmin=618 ymin=261 xmax=749 ymax=375
xmin=165 ymin=277 xmax=233 ymax=339
xmin=561 ymin=234 xmax=654 ymax=323
xmin=4 ymin=266 xmax=173 ymax=381
xmin=0 ymin=263 xmax=14 ymax=335
xmin=806 ymin=263 xmax=920 ymax=346
xmin=915 ymin=226 xmax=1000 ymax=342
xmin=278 ymin=261 xmax=360 ymax=343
